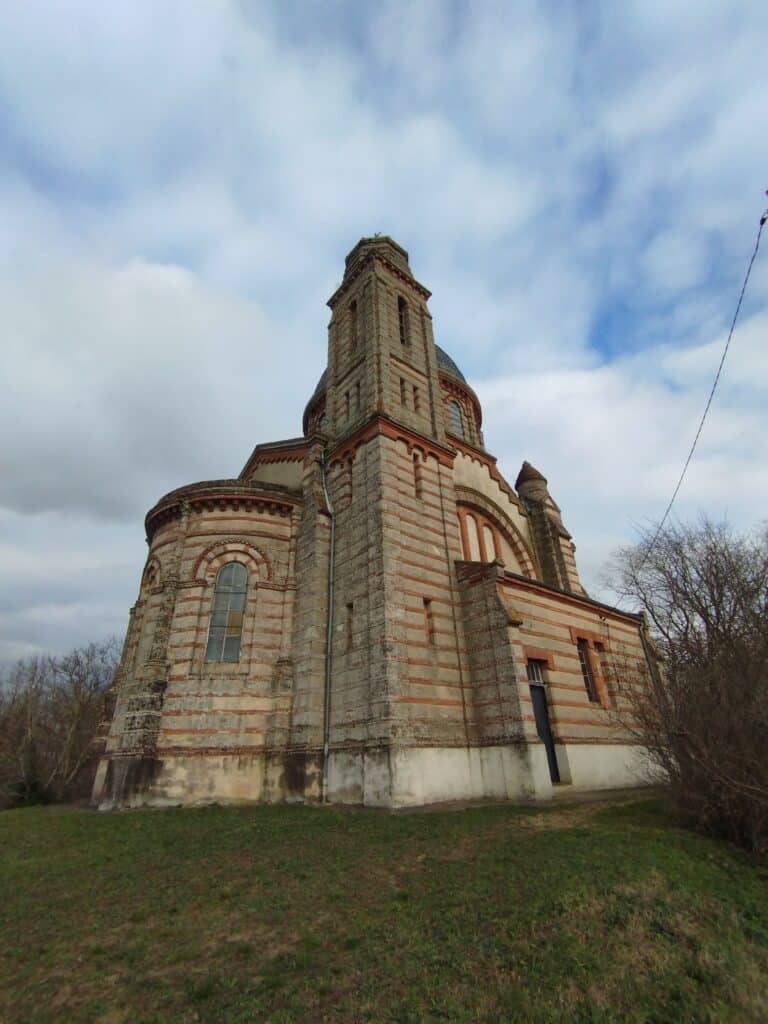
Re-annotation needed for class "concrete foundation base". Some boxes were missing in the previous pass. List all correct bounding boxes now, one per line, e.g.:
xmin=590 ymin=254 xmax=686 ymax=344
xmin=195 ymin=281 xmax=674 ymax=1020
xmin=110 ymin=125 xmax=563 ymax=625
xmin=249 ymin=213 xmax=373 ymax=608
xmin=93 ymin=750 xmax=323 ymax=809
xmin=327 ymin=742 xmax=650 ymax=807
xmin=555 ymin=742 xmax=651 ymax=791
xmin=94 ymin=742 xmax=650 ymax=810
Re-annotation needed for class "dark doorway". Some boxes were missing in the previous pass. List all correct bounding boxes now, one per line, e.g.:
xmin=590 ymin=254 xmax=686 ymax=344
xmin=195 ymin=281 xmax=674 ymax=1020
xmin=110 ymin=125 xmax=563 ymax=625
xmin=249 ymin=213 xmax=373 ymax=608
xmin=527 ymin=661 xmax=560 ymax=784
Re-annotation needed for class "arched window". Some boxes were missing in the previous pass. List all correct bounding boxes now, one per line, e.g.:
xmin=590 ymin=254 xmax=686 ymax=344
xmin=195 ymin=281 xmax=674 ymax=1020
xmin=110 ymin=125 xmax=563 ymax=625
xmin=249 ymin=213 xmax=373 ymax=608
xmin=205 ymin=562 xmax=248 ymax=663
xmin=449 ymin=400 xmax=464 ymax=439
xmin=465 ymin=514 xmax=482 ymax=561
xmin=458 ymin=507 xmax=503 ymax=563
xmin=482 ymin=524 xmax=497 ymax=561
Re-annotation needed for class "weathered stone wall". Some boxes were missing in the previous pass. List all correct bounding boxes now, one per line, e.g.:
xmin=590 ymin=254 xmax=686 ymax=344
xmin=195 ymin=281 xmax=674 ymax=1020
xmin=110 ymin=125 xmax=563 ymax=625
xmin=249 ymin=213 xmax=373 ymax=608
xmin=456 ymin=561 xmax=525 ymax=746
xmin=323 ymin=435 xmax=393 ymax=803
xmin=499 ymin=572 xmax=649 ymax=749
xmin=95 ymin=486 xmax=301 ymax=807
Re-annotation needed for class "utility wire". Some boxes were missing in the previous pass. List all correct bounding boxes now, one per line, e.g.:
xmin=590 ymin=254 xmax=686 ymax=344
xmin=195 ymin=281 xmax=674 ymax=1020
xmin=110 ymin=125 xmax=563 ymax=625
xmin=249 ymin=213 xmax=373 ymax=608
xmin=613 ymin=200 xmax=767 ymax=607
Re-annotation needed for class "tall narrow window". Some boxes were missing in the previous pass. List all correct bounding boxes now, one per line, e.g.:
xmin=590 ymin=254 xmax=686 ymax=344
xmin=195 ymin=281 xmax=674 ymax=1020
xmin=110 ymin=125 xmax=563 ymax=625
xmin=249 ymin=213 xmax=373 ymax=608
xmin=398 ymin=296 xmax=409 ymax=345
xmin=345 ymin=391 xmax=350 ymax=419
xmin=448 ymin=400 xmax=464 ymax=439
xmin=205 ymin=562 xmax=248 ymax=663
xmin=355 ymin=381 xmax=361 ymax=410
xmin=482 ymin=524 xmax=497 ymax=562
xmin=413 ymin=452 xmax=423 ymax=500
xmin=413 ymin=384 xmax=421 ymax=414
xmin=465 ymin=514 xmax=481 ymax=561
xmin=577 ymin=639 xmax=599 ymax=703
xmin=423 ymin=598 xmax=434 ymax=644
xmin=349 ymin=300 xmax=358 ymax=350
xmin=346 ymin=602 xmax=354 ymax=650
xmin=348 ymin=458 xmax=354 ymax=504
xmin=400 ymin=377 xmax=406 ymax=405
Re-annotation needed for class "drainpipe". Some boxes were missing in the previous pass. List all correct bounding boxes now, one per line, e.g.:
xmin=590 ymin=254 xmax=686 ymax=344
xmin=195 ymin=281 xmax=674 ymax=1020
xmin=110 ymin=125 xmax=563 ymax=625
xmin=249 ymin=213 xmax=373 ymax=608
xmin=319 ymin=449 xmax=335 ymax=802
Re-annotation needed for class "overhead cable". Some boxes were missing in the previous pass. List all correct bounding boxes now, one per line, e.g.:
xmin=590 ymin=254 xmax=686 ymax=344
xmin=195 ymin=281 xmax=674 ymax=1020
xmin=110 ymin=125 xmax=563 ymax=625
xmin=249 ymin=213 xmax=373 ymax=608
xmin=614 ymin=196 xmax=767 ymax=605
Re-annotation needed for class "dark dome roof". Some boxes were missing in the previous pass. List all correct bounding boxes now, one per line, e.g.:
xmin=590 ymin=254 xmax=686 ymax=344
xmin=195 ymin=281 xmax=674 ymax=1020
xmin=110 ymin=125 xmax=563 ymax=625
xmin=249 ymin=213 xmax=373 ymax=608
xmin=311 ymin=368 xmax=327 ymax=400
xmin=310 ymin=345 xmax=465 ymax=400
xmin=435 ymin=345 xmax=466 ymax=382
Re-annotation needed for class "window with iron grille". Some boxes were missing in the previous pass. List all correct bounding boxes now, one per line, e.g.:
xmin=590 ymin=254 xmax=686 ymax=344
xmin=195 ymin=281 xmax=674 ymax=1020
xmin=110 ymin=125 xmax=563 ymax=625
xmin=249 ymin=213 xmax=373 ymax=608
xmin=577 ymin=638 xmax=599 ymax=702
xmin=526 ymin=660 xmax=545 ymax=685
xmin=205 ymin=562 xmax=248 ymax=663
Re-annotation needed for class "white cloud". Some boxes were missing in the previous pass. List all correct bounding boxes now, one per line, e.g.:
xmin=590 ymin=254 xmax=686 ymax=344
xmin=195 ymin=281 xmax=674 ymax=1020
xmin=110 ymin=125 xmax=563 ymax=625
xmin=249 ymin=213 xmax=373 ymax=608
xmin=0 ymin=256 xmax=305 ymax=519
xmin=478 ymin=307 xmax=768 ymax=600
xmin=0 ymin=0 xmax=767 ymax=661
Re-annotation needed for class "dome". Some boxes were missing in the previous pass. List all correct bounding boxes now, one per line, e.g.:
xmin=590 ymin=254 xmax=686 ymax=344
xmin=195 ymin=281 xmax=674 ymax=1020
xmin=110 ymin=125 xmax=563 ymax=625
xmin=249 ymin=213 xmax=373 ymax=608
xmin=435 ymin=345 xmax=466 ymax=383
xmin=310 ymin=345 xmax=465 ymax=399
xmin=310 ymin=367 xmax=327 ymax=400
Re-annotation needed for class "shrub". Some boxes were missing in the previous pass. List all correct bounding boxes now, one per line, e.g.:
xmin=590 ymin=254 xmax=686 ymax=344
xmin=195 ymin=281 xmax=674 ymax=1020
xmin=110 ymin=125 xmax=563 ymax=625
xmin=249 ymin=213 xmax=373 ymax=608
xmin=608 ymin=518 xmax=768 ymax=856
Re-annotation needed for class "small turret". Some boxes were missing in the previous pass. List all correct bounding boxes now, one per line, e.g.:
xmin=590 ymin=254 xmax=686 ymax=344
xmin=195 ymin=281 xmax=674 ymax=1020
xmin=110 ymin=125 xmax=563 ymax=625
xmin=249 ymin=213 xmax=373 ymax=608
xmin=516 ymin=460 xmax=583 ymax=594
xmin=515 ymin=461 xmax=549 ymax=502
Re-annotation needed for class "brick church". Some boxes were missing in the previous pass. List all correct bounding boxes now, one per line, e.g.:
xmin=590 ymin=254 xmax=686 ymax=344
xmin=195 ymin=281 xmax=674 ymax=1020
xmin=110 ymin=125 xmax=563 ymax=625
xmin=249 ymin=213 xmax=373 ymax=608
xmin=94 ymin=236 xmax=651 ymax=809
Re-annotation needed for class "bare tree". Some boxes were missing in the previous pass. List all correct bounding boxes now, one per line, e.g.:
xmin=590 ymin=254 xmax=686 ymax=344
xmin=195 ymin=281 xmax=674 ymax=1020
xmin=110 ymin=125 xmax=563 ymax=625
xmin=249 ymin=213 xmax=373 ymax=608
xmin=608 ymin=518 xmax=768 ymax=855
xmin=0 ymin=638 xmax=120 ymax=808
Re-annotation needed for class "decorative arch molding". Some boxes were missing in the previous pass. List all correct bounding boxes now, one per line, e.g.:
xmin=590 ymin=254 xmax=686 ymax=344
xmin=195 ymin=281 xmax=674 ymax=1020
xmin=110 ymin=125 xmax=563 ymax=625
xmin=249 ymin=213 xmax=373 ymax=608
xmin=141 ymin=554 xmax=163 ymax=589
xmin=439 ymin=372 xmax=482 ymax=431
xmin=455 ymin=485 xmax=538 ymax=578
xmin=192 ymin=537 xmax=273 ymax=584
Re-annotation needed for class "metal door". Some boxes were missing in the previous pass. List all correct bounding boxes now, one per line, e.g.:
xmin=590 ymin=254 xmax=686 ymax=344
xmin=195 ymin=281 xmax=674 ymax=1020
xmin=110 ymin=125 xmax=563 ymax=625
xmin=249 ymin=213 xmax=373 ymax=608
xmin=530 ymin=684 xmax=560 ymax=783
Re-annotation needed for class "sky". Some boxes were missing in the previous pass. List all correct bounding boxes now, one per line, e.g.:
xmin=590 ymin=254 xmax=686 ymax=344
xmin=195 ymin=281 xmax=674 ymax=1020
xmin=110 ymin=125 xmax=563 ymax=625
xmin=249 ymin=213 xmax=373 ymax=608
xmin=1 ymin=0 xmax=767 ymax=664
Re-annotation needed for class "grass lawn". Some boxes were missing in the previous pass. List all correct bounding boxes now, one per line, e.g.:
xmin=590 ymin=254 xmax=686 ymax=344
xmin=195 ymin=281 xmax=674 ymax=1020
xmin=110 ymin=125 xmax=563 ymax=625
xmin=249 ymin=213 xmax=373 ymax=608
xmin=1 ymin=795 xmax=767 ymax=1023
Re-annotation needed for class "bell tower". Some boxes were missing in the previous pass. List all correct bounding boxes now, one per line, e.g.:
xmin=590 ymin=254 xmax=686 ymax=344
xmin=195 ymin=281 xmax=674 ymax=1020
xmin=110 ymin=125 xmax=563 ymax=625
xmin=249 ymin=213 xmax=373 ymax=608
xmin=323 ymin=236 xmax=448 ymax=444
xmin=293 ymin=236 xmax=472 ymax=805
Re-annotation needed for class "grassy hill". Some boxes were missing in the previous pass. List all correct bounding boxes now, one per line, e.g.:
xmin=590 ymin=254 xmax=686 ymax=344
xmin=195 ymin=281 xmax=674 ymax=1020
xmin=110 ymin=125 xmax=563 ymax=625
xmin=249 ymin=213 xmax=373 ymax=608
xmin=1 ymin=795 xmax=766 ymax=1023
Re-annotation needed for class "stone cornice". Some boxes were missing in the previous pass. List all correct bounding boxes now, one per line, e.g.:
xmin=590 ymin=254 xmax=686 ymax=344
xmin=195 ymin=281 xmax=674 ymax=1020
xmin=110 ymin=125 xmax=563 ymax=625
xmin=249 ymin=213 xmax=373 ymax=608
xmin=327 ymin=251 xmax=431 ymax=308
xmin=328 ymin=413 xmax=456 ymax=468
xmin=145 ymin=480 xmax=302 ymax=541
xmin=499 ymin=570 xmax=643 ymax=626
